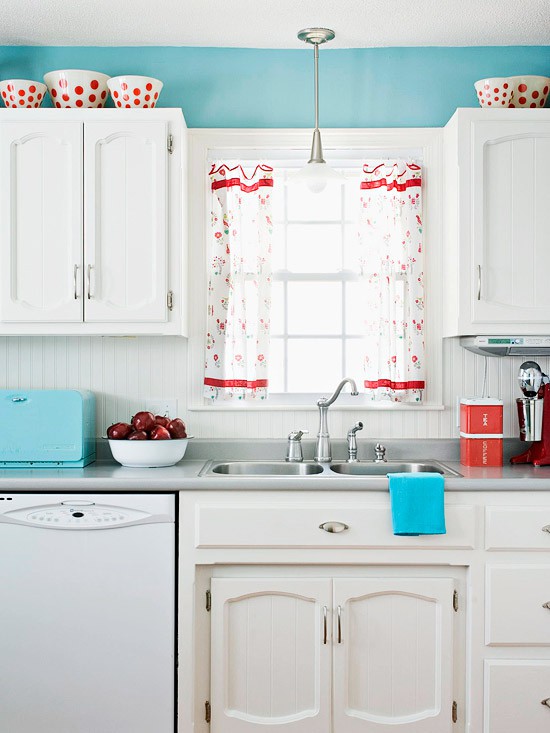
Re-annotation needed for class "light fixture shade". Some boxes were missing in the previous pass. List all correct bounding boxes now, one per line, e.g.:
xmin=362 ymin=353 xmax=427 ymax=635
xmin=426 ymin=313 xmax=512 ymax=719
xmin=290 ymin=160 xmax=346 ymax=193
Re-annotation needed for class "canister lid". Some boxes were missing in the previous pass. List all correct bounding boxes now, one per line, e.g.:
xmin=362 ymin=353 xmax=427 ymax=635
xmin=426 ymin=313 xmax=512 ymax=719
xmin=460 ymin=397 xmax=503 ymax=405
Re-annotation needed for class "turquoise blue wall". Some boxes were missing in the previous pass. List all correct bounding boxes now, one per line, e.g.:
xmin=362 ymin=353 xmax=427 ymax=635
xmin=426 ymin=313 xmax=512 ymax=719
xmin=0 ymin=46 xmax=549 ymax=127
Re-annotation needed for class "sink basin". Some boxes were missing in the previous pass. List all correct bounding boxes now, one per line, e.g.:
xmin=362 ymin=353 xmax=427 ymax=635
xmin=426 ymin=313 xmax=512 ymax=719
xmin=202 ymin=461 xmax=324 ymax=476
xmin=330 ymin=461 xmax=461 ymax=477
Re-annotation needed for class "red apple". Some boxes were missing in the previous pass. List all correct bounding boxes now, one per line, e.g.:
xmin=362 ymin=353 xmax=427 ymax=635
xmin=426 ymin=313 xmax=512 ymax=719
xmin=127 ymin=430 xmax=148 ymax=440
xmin=131 ymin=411 xmax=155 ymax=432
xmin=154 ymin=415 xmax=170 ymax=428
xmin=167 ymin=418 xmax=186 ymax=439
xmin=150 ymin=425 xmax=171 ymax=440
xmin=107 ymin=422 xmax=132 ymax=440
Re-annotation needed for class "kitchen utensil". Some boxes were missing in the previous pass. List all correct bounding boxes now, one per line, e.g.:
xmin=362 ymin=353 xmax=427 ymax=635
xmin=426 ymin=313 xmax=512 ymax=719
xmin=474 ymin=78 xmax=513 ymax=107
xmin=512 ymin=361 xmax=550 ymax=465
xmin=107 ymin=75 xmax=163 ymax=108
xmin=0 ymin=79 xmax=47 ymax=108
xmin=44 ymin=69 xmax=110 ymax=108
xmin=107 ymin=436 xmax=192 ymax=467
xmin=509 ymin=76 xmax=550 ymax=108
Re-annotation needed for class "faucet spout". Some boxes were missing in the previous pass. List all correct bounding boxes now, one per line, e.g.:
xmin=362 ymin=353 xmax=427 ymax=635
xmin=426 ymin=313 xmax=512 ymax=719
xmin=314 ymin=378 xmax=359 ymax=463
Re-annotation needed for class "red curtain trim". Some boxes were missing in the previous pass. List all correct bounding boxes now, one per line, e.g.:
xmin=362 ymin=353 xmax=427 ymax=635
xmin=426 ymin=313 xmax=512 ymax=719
xmin=204 ymin=378 xmax=268 ymax=389
xmin=211 ymin=177 xmax=274 ymax=193
xmin=360 ymin=178 xmax=421 ymax=193
xmin=209 ymin=162 xmax=274 ymax=179
xmin=364 ymin=379 xmax=425 ymax=390
xmin=362 ymin=162 xmax=421 ymax=176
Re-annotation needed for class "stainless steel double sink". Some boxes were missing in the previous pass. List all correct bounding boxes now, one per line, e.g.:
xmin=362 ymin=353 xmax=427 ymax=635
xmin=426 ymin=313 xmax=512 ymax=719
xmin=200 ymin=460 xmax=461 ymax=478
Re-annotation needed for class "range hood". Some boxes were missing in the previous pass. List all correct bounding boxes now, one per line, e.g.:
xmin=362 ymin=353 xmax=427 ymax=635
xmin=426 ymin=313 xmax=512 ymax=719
xmin=460 ymin=336 xmax=550 ymax=357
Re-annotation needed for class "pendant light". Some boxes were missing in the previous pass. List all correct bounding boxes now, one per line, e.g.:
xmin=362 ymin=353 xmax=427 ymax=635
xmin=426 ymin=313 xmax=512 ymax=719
xmin=291 ymin=27 xmax=345 ymax=193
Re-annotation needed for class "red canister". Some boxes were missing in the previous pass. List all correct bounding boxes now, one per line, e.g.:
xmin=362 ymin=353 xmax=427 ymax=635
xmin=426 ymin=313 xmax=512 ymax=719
xmin=460 ymin=398 xmax=503 ymax=467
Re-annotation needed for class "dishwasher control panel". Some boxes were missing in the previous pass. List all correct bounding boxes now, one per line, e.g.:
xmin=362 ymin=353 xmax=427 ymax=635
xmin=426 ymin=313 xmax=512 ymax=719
xmin=1 ymin=502 xmax=154 ymax=528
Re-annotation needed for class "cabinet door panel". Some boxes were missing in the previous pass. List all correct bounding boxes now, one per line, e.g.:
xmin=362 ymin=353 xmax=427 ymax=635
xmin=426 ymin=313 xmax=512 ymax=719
xmin=486 ymin=565 xmax=550 ymax=645
xmin=333 ymin=578 xmax=454 ymax=733
xmin=210 ymin=578 xmax=331 ymax=733
xmin=485 ymin=661 xmax=550 ymax=732
xmin=84 ymin=121 xmax=168 ymax=323
xmin=0 ymin=122 xmax=83 ymax=322
xmin=472 ymin=121 xmax=550 ymax=324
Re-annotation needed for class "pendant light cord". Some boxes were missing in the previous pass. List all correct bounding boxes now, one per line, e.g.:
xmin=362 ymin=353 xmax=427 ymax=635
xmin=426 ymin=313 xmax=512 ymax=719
xmin=314 ymin=43 xmax=319 ymax=130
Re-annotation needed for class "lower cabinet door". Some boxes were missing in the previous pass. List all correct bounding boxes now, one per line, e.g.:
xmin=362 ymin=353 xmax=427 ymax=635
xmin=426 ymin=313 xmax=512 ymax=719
xmin=332 ymin=578 xmax=455 ymax=733
xmin=485 ymin=661 xmax=550 ymax=732
xmin=210 ymin=578 xmax=332 ymax=733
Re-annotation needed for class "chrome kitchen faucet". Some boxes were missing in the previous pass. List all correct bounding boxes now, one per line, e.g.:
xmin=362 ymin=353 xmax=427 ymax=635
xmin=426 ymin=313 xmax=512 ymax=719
xmin=314 ymin=378 xmax=359 ymax=462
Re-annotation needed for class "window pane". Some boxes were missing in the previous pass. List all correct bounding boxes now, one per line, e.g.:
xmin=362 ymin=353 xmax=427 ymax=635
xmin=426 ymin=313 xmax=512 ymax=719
xmin=343 ymin=222 xmax=361 ymax=271
xmin=270 ymin=281 xmax=285 ymax=336
xmin=345 ymin=280 xmax=366 ymax=335
xmin=287 ymin=282 xmax=342 ymax=335
xmin=344 ymin=174 xmax=362 ymax=222
xmin=287 ymin=224 xmax=342 ymax=272
xmin=345 ymin=338 xmax=365 ymax=385
xmin=287 ymin=339 xmax=342 ymax=392
xmin=268 ymin=337 xmax=285 ymax=393
xmin=287 ymin=181 xmax=342 ymax=221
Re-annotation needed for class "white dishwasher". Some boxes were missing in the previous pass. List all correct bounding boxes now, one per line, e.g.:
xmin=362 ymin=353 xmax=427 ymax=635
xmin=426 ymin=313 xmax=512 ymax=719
xmin=0 ymin=493 xmax=176 ymax=733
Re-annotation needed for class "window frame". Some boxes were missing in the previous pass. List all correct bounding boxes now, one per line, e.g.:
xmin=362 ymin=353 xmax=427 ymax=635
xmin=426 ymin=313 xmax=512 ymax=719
xmin=187 ymin=128 xmax=444 ymax=412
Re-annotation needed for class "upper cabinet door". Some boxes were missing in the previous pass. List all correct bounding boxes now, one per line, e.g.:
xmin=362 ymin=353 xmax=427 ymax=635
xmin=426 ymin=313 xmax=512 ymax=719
xmin=210 ymin=578 xmax=332 ymax=733
xmin=84 ymin=121 xmax=168 ymax=323
xmin=332 ymin=578 xmax=454 ymax=733
xmin=0 ymin=122 xmax=83 ymax=322
xmin=472 ymin=121 xmax=550 ymax=324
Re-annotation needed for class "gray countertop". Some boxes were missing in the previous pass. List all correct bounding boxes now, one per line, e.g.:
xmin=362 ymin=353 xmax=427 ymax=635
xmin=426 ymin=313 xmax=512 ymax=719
xmin=1 ymin=438 xmax=550 ymax=491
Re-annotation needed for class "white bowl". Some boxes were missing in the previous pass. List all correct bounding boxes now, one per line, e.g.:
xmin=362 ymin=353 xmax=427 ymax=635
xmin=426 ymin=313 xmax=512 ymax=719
xmin=0 ymin=79 xmax=47 ymax=108
xmin=108 ymin=437 xmax=191 ymax=467
xmin=43 ymin=69 xmax=110 ymax=108
xmin=107 ymin=75 xmax=163 ymax=108
xmin=474 ymin=77 xmax=513 ymax=107
xmin=508 ymin=75 xmax=550 ymax=108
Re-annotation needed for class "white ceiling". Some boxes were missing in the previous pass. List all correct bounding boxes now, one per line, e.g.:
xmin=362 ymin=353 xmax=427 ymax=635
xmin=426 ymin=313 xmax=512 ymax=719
xmin=1 ymin=0 xmax=549 ymax=47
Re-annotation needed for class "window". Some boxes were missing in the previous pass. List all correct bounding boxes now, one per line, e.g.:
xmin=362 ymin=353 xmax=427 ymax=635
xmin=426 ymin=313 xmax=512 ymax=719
xmin=188 ymin=129 xmax=444 ymax=410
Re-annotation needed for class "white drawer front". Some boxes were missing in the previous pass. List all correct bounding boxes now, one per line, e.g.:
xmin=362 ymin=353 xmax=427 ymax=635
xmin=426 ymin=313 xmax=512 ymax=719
xmin=195 ymin=502 xmax=476 ymax=550
xmin=486 ymin=507 xmax=550 ymax=550
xmin=485 ymin=661 xmax=550 ymax=733
xmin=486 ymin=565 xmax=550 ymax=645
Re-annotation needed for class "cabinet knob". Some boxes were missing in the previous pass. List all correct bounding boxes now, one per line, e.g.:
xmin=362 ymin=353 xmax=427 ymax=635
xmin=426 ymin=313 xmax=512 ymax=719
xmin=541 ymin=698 xmax=550 ymax=708
xmin=543 ymin=525 xmax=550 ymax=534
xmin=543 ymin=602 xmax=550 ymax=610
xmin=319 ymin=521 xmax=349 ymax=533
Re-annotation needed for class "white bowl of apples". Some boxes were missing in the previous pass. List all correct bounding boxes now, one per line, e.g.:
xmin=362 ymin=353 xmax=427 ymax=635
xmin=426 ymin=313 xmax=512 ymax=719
xmin=106 ymin=411 xmax=191 ymax=467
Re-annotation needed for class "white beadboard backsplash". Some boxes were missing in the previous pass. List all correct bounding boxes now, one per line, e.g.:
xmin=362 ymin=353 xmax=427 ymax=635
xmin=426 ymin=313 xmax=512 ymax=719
xmin=0 ymin=335 xmax=545 ymax=440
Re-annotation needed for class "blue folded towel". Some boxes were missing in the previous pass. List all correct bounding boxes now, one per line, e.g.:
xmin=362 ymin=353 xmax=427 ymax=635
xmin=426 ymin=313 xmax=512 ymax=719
xmin=388 ymin=472 xmax=446 ymax=536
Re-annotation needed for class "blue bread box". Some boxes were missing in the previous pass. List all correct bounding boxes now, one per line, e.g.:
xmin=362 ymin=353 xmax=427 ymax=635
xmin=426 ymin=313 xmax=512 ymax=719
xmin=0 ymin=390 xmax=96 ymax=467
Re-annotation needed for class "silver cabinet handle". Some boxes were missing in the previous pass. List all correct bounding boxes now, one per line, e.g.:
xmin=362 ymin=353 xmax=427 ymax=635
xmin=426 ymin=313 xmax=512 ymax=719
xmin=543 ymin=525 xmax=550 ymax=534
xmin=86 ymin=264 xmax=94 ymax=299
xmin=337 ymin=605 xmax=342 ymax=644
xmin=543 ymin=602 xmax=550 ymax=610
xmin=323 ymin=605 xmax=328 ymax=644
xmin=73 ymin=264 xmax=79 ymax=299
xmin=541 ymin=698 xmax=550 ymax=708
xmin=477 ymin=264 xmax=482 ymax=301
xmin=319 ymin=521 xmax=349 ymax=533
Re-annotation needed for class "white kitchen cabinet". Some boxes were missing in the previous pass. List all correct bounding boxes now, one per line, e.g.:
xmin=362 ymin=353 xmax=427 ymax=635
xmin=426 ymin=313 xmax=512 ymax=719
xmin=333 ymin=578 xmax=454 ymax=733
xmin=0 ymin=109 xmax=186 ymax=335
xmin=210 ymin=578 xmax=332 ymax=733
xmin=0 ymin=121 xmax=83 ymax=322
xmin=443 ymin=108 xmax=550 ymax=336
xmin=484 ymin=661 xmax=550 ymax=733
xmin=209 ymin=575 xmax=456 ymax=733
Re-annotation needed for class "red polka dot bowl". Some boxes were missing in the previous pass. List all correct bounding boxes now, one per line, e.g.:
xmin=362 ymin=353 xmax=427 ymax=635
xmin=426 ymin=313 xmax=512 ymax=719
xmin=509 ymin=76 xmax=550 ymax=108
xmin=107 ymin=75 xmax=163 ymax=108
xmin=43 ymin=69 xmax=110 ymax=108
xmin=0 ymin=79 xmax=47 ymax=108
xmin=474 ymin=78 xmax=514 ymax=107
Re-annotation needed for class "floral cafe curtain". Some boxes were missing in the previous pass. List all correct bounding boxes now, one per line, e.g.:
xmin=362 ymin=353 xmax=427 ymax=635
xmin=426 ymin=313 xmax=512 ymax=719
xmin=358 ymin=162 xmax=425 ymax=403
xmin=204 ymin=163 xmax=274 ymax=401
